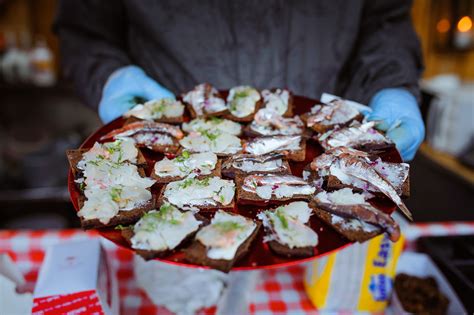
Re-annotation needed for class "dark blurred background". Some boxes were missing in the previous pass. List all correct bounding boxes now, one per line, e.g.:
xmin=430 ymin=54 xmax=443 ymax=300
xmin=0 ymin=0 xmax=472 ymax=229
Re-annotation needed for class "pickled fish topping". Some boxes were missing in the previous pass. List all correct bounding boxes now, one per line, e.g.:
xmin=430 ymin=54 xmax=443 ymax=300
xmin=196 ymin=210 xmax=257 ymax=260
xmin=261 ymin=88 xmax=290 ymax=115
xmin=258 ymin=201 xmax=318 ymax=248
xmin=243 ymin=135 xmax=301 ymax=155
xmin=182 ymin=117 xmax=242 ymax=136
xmin=306 ymin=99 xmax=360 ymax=128
xmin=227 ymin=86 xmax=260 ymax=118
xmin=131 ymin=204 xmax=202 ymax=251
xmin=124 ymin=98 xmax=185 ymax=120
xmin=179 ymin=129 xmax=242 ymax=154
xmin=242 ymin=174 xmax=315 ymax=200
xmin=164 ymin=176 xmax=235 ymax=208
xmin=250 ymin=108 xmax=304 ymax=136
xmin=183 ymin=83 xmax=227 ymax=116
xmin=154 ymin=151 xmax=218 ymax=178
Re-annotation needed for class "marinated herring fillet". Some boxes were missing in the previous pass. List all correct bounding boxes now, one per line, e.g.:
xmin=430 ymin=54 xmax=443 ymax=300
xmin=100 ymin=121 xmax=184 ymax=153
xmin=182 ymin=117 xmax=242 ymax=136
xmin=261 ymin=88 xmax=292 ymax=116
xmin=247 ymin=108 xmax=304 ymax=136
xmin=153 ymin=151 xmax=219 ymax=182
xmin=226 ymin=85 xmax=261 ymax=120
xmin=124 ymin=98 xmax=185 ymax=121
xmin=240 ymin=174 xmax=315 ymax=201
xmin=182 ymin=83 xmax=227 ymax=117
xmin=243 ymin=135 xmax=305 ymax=161
xmin=258 ymin=201 xmax=318 ymax=257
xmin=123 ymin=203 xmax=202 ymax=259
xmin=222 ymin=152 xmax=290 ymax=177
xmin=310 ymin=147 xmax=412 ymax=220
xmin=312 ymin=188 xmax=400 ymax=242
xmin=162 ymin=176 xmax=235 ymax=210
xmin=303 ymin=99 xmax=361 ymax=132
xmin=317 ymin=121 xmax=393 ymax=151
xmin=179 ymin=129 xmax=242 ymax=155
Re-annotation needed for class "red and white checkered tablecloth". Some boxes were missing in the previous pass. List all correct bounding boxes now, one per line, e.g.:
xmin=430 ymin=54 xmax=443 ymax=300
xmin=1 ymin=222 xmax=473 ymax=315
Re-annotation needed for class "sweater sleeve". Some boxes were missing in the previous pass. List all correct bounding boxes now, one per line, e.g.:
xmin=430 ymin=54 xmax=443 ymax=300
xmin=54 ymin=0 xmax=131 ymax=109
xmin=336 ymin=0 xmax=424 ymax=104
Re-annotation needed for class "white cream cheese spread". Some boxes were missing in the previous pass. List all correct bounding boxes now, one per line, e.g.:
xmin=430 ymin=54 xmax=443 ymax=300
xmin=124 ymin=98 xmax=185 ymax=120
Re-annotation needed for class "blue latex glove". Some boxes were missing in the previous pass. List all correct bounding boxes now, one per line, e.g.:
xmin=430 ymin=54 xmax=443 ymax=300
xmin=98 ymin=65 xmax=174 ymax=123
xmin=367 ymin=88 xmax=425 ymax=161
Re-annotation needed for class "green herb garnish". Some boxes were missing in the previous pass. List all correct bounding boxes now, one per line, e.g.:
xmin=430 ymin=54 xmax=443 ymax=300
xmin=110 ymin=187 xmax=123 ymax=203
xmin=213 ymin=221 xmax=244 ymax=232
xmin=178 ymin=177 xmax=210 ymax=189
xmin=200 ymin=129 xmax=220 ymax=142
xmin=275 ymin=208 xmax=289 ymax=229
xmin=175 ymin=150 xmax=191 ymax=162
xmin=209 ymin=116 xmax=223 ymax=124
xmin=114 ymin=224 xmax=127 ymax=230
xmin=79 ymin=182 xmax=86 ymax=191
xmin=151 ymin=100 xmax=166 ymax=114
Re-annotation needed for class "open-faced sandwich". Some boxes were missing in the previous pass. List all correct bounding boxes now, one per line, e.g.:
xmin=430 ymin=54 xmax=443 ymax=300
xmin=182 ymin=83 xmax=228 ymax=118
xmin=161 ymin=176 xmax=235 ymax=211
xmin=261 ymin=88 xmax=293 ymax=117
xmin=66 ymin=139 xmax=156 ymax=229
xmin=243 ymin=135 xmax=306 ymax=161
xmin=301 ymin=99 xmax=363 ymax=133
xmin=237 ymin=173 xmax=315 ymax=204
xmin=121 ymin=203 xmax=204 ymax=260
xmin=244 ymin=108 xmax=305 ymax=137
xmin=123 ymin=98 xmax=185 ymax=124
xmin=258 ymin=201 xmax=318 ymax=257
xmin=185 ymin=210 xmax=260 ymax=272
xmin=221 ymin=152 xmax=291 ymax=179
xmin=100 ymin=121 xmax=184 ymax=153
xmin=182 ymin=116 xmax=242 ymax=136
xmin=311 ymin=188 xmax=400 ymax=242
xmin=179 ymin=128 xmax=242 ymax=156
xmin=307 ymin=147 xmax=412 ymax=220
xmin=225 ymin=85 xmax=261 ymax=122
xmin=317 ymin=121 xmax=394 ymax=153
xmin=152 ymin=151 xmax=221 ymax=183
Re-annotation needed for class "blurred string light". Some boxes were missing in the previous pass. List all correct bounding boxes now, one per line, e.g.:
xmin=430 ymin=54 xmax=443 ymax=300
xmin=457 ymin=16 xmax=472 ymax=32
xmin=437 ymin=18 xmax=451 ymax=33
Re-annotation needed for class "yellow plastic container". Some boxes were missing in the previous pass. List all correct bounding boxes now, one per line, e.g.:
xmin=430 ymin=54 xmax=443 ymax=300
xmin=304 ymin=234 xmax=404 ymax=312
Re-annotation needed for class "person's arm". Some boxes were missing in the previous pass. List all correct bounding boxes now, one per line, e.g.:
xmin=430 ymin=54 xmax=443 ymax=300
xmin=54 ymin=0 xmax=174 ymax=123
xmin=337 ymin=0 xmax=423 ymax=104
xmin=54 ymin=0 xmax=130 ymax=109
xmin=337 ymin=0 xmax=425 ymax=161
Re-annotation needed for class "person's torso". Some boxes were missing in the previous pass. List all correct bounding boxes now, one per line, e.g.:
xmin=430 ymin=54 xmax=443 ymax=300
xmin=124 ymin=0 xmax=364 ymax=99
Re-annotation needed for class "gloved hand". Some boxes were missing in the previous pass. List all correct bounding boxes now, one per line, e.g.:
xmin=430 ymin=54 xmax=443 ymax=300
xmin=98 ymin=65 xmax=174 ymax=123
xmin=367 ymin=88 xmax=425 ymax=161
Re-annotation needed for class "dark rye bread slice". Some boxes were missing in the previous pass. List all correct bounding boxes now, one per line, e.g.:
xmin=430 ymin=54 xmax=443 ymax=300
xmin=78 ymin=195 xmax=156 ymax=230
xmin=267 ymin=240 xmax=314 ymax=258
xmin=300 ymin=112 xmax=364 ymax=134
xmin=156 ymin=181 xmax=236 ymax=212
xmin=311 ymin=206 xmax=381 ymax=243
xmin=223 ymin=99 xmax=263 ymax=123
xmin=124 ymin=115 xmax=184 ymax=125
xmin=184 ymin=221 xmax=261 ymax=272
xmin=221 ymin=158 xmax=291 ymax=179
xmin=235 ymin=175 xmax=313 ymax=205
xmin=120 ymin=214 xmax=207 ymax=260
xmin=151 ymin=159 xmax=222 ymax=184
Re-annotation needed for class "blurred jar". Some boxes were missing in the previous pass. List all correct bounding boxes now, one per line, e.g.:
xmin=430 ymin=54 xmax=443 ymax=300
xmin=29 ymin=37 xmax=56 ymax=86
xmin=0 ymin=32 xmax=31 ymax=84
xmin=422 ymin=74 xmax=474 ymax=156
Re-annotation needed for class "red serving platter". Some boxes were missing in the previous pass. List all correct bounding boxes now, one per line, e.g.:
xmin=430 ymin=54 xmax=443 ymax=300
xmin=68 ymin=92 xmax=402 ymax=271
